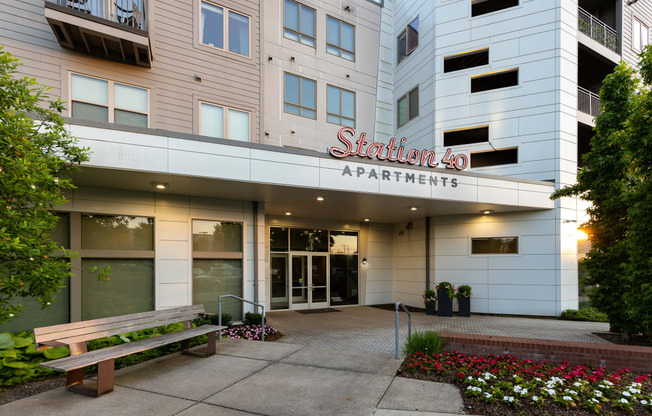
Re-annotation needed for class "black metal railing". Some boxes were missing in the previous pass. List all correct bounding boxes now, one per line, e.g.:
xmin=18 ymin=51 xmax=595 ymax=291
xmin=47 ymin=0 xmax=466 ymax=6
xmin=578 ymin=86 xmax=601 ymax=117
xmin=578 ymin=7 xmax=618 ymax=53
xmin=55 ymin=0 xmax=146 ymax=30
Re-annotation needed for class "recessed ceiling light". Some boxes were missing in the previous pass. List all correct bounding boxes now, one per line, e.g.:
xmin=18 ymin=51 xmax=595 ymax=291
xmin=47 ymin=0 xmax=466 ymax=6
xmin=409 ymin=206 xmax=419 ymax=211
xmin=316 ymin=196 xmax=325 ymax=202
xmin=363 ymin=218 xmax=370 ymax=222
xmin=151 ymin=182 xmax=168 ymax=190
xmin=284 ymin=211 xmax=292 ymax=216
xmin=481 ymin=209 xmax=495 ymax=215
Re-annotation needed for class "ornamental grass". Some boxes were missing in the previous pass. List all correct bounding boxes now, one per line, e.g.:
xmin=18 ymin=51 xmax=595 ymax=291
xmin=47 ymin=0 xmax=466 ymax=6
xmin=400 ymin=351 xmax=652 ymax=415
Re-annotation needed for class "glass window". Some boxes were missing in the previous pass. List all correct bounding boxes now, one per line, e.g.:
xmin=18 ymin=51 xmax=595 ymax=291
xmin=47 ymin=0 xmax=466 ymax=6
xmin=71 ymin=74 xmax=148 ymax=127
xmin=81 ymin=214 xmax=153 ymax=251
xmin=193 ymin=259 xmax=243 ymax=318
xmin=634 ymin=19 xmax=649 ymax=51
xmin=201 ymin=1 xmax=224 ymax=48
xmin=200 ymin=1 xmax=250 ymax=57
xmin=397 ymin=17 xmax=418 ymax=64
xmin=3 ymin=277 xmax=70 ymax=333
xmin=290 ymin=229 xmax=328 ymax=252
xmin=228 ymin=11 xmax=250 ymax=56
xmin=326 ymin=16 xmax=355 ymax=61
xmin=82 ymin=259 xmax=154 ymax=320
xmin=471 ymin=237 xmax=518 ymax=254
xmin=270 ymin=227 xmax=289 ymax=252
xmin=330 ymin=255 xmax=358 ymax=306
xmin=270 ymin=254 xmax=288 ymax=310
xmin=200 ymin=102 xmax=250 ymax=141
xmin=327 ymin=85 xmax=355 ymax=127
xmin=330 ymin=231 xmax=358 ymax=254
xmin=284 ymin=0 xmax=315 ymax=47
xmin=397 ymin=86 xmax=418 ymax=127
xmin=284 ymin=73 xmax=316 ymax=119
xmin=51 ymin=212 xmax=70 ymax=249
xmin=193 ymin=220 xmax=243 ymax=252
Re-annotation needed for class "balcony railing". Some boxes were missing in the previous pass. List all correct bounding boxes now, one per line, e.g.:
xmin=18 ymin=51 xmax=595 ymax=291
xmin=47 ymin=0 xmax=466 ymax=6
xmin=578 ymin=7 xmax=618 ymax=53
xmin=578 ymin=86 xmax=601 ymax=117
xmin=53 ymin=0 xmax=146 ymax=30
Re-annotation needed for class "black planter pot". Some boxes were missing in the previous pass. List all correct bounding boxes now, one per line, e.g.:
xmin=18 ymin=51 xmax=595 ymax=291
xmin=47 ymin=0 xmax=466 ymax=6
xmin=458 ymin=296 xmax=471 ymax=317
xmin=437 ymin=289 xmax=453 ymax=317
xmin=425 ymin=303 xmax=435 ymax=315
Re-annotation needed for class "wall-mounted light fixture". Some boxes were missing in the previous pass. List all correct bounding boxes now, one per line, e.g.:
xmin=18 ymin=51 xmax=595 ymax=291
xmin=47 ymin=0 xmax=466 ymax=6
xmin=481 ymin=209 xmax=494 ymax=215
xmin=151 ymin=182 xmax=168 ymax=190
xmin=362 ymin=257 xmax=367 ymax=265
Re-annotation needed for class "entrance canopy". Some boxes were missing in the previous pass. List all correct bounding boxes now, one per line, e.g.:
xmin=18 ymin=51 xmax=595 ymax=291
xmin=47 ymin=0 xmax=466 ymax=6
xmin=70 ymin=123 xmax=554 ymax=223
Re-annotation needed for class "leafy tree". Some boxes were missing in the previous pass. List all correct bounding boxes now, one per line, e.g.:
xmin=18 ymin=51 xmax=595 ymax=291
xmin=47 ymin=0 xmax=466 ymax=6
xmin=0 ymin=48 xmax=88 ymax=325
xmin=552 ymin=47 xmax=652 ymax=336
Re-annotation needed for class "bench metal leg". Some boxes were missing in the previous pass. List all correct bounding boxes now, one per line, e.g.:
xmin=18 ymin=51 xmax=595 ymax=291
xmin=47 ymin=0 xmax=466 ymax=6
xmin=206 ymin=331 xmax=216 ymax=356
xmin=65 ymin=360 xmax=115 ymax=397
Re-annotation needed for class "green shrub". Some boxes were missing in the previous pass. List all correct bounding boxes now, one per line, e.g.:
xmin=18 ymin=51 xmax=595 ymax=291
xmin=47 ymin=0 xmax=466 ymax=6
xmin=243 ymin=312 xmax=266 ymax=326
xmin=193 ymin=313 xmax=232 ymax=328
xmin=560 ymin=308 xmax=609 ymax=322
xmin=403 ymin=331 xmax=445 ymax=356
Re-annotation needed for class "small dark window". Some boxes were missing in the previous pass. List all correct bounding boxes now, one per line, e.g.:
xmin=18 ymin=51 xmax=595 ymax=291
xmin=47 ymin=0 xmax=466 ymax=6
xmin=270 ymin=227 xmax=289 ymax=252
xmin=472 ymin=0 xmax=519 ymax=17
xmin=397 ymin=86 xmax=419 ymax=127
xmin=444 ymin=49 xmax=489 ymax=73
xmin=444 ymin=126 xmax=489 ymax=146
xmin=471 ymin=148 xmax=518 ymax=168
xmin=471 ymin=68 xmax=518 ymax=93
xmin=472 ymin=237 xmax=518 ymax=254
xmin=397 ymin=17 xmax=419 ymax=64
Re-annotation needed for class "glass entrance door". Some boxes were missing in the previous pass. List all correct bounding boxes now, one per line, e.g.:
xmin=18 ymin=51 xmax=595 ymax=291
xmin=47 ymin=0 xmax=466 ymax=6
xmin=290 ymin=254 xmax=329 ymax=309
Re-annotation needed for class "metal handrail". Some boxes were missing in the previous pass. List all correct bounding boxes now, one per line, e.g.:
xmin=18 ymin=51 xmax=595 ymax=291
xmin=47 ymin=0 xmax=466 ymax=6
xmin=218 ymin=295 xmax=266 ymax=342
xmin=578 ymin=86 xmax=602 ymax=116
xmin=578 ymin=7 xmax=618 ymax=53
xmin=395 ymin=302 xmax=412 ymax=360
xmin=54 ymin=0 xmax=147 ymax=30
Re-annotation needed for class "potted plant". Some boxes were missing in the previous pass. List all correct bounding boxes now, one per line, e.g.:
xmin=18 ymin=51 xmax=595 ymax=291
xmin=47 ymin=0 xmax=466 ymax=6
xmin=456 ymin=285 xmax=473 ymax=317
xmin=435 ymin=281 xmax=454 ymax=317
xmin=423 ymin=289 xmax=436 ymax=315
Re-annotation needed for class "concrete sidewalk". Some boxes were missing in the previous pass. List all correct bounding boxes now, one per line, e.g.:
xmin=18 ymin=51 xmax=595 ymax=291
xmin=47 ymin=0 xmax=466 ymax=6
xmin=267 ymin=306 xmax=611 ymax=355
xmin=0 ymin=339 xmax=470 ymax=416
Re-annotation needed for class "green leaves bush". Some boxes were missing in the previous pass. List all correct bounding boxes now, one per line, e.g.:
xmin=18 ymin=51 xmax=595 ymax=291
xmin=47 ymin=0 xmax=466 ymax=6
xmin=243 ymin=312 xmax=266 ymax=326
xmin=403 ymin=331 xmax=445 ymax=356
xmin=560 ymin=308 xmax=609 ymax=323
xmin=0 ymin=332 xmax=66 ymax=387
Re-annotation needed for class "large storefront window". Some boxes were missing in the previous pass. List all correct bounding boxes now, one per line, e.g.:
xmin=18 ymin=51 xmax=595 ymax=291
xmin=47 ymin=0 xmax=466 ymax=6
xmin=269 ymin=227 xmax=358 ymax=310
xmin=192 ymin=220 xmax=244 ymax=319
xmin=80 ymin=214 xmax=154 ymax=320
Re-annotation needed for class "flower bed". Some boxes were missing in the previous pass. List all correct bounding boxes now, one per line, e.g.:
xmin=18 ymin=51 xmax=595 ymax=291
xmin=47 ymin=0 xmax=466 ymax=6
xmin=222 ymin=324 xmax=280 ymax=341
xmin=400 ymin=351 xmax=652 ymax=415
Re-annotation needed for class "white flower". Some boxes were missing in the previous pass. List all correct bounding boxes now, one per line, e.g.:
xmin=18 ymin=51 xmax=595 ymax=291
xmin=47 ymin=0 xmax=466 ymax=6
xmin=594 ymin=390 xmax=603 ymax=397
xmin=503 ymin=396 xmax=515 ymax=402
xmin=629 ymin=388 xmax=640 ymax=394
xmin=568 ymin=390 xmax=578 ymax=396
xmin=9 ymin=313 xmax=14 ymax=317
xmin=604 ymin=380 xmax=614 ymax=386
xmin=573 ymin=382 xmax=582 ymax=387
xmin=484 ymin=392 xmax=492 ymax=398
xmin=532 ymin=396 xmax=539 ymax=401
xmin=641 ymin=400 xmax=648 ymax=405
xmin=467 ymin=376 xmax=473 ymax=381
xmin=562 ymin=396 xmax=573 ymax=401
xmin=621 ymin=398 xmax=629 ymax=404
xmin=589 ymin=398 xmax=598 ymax=403
xmin=53 ymin=178 xmax=59 ymax=183
xmin=535 ymin=377 xmax=542 ymax=382
xmin=29 ymin=257 xmax=34 ymax=261
xmin=31 ymin=185 xmax=36 ymax=189
xmin=623 ymin=391 xmax=631 ymax=397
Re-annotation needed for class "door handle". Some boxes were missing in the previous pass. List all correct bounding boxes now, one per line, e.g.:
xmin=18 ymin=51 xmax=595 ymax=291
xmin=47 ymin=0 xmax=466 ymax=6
xmin=309 ymin=283 xmax=314 ymax=291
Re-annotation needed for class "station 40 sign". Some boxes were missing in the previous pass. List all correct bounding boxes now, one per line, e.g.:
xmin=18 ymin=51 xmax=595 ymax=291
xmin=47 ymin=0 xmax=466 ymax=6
xmin=327 ymin=127 xmax=469 ymax=171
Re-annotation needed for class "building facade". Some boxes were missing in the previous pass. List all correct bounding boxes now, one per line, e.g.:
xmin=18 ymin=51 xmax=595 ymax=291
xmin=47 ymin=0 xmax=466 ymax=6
xmin=2 ymin=0 xmax=649 ymax=331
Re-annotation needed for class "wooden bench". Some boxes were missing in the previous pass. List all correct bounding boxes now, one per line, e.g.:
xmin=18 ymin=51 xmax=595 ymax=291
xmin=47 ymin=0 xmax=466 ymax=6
xmin=34 ymin=304 xmax=226 ymax=397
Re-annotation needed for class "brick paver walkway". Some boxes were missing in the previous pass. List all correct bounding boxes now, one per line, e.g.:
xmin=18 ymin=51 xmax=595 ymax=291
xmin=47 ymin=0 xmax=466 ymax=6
xmin=267 ymin=306 xmax=610 ymax=355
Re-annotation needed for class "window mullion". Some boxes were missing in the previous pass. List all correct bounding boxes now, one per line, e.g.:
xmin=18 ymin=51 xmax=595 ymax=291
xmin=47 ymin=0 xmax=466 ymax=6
xmin=108 ymin=81 xmax=115 ymax=123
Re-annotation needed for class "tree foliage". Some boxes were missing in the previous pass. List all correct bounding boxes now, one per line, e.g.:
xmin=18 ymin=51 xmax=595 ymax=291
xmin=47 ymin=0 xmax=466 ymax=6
xmin=0 ymin=48 xmax=89 ymax=324
xmin=552 ymin=47 xmax=652 ymax=336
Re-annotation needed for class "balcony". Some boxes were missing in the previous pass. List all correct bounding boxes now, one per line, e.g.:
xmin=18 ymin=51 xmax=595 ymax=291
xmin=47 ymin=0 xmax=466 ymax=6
xmin=578 ymin=7 xmax=619 ymax=53
xmin=578 ymin=86 xmax=601 ymax=117
xmin=44 ymin=0 xmax=151 ymax=67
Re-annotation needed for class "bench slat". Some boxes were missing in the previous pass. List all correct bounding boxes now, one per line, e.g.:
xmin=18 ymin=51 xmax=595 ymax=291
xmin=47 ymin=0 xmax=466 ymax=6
xmin=40 ymin=325 xmax=226 ymax=372
xmin=35 ymin=305 xmax=207 ymax=343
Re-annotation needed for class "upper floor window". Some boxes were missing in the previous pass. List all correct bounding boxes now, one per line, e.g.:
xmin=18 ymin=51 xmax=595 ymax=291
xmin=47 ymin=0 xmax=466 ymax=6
xmin=397 ymin=17 xmax=418 ymax=65
xmin=327 ymin=16 xmax=355 ymax=61
xmin=71 ymin=74 xmax=148 ymax=128
xmin=472 ymin=0 xmax=519 ymax=17
xmin=200 ymin=102 xmax=250 ymax=142
xmin=200 ymin=1 xmax=250 ymax=57
xmin=327 ymin=85 xmax=355 ymax=127
xmin=444 ymin=48 xmax=489 ymax=73
xmin=633 ymin=18 xmax=649 ymax=52
xmin=471 ymin=68 xmax=518 ymax=93
xmin=284 ymin=73 xmax=316 ymax=119
xmin=397 ymin=86 xmax=418 ymax=127
xmin=284 ymin=0 xmax=315 ymax=47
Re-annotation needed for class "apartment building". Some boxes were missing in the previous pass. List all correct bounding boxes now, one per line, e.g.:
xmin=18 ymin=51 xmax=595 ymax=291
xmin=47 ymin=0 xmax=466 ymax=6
xmin=2 ymin=0 xmax=649 ymax=332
